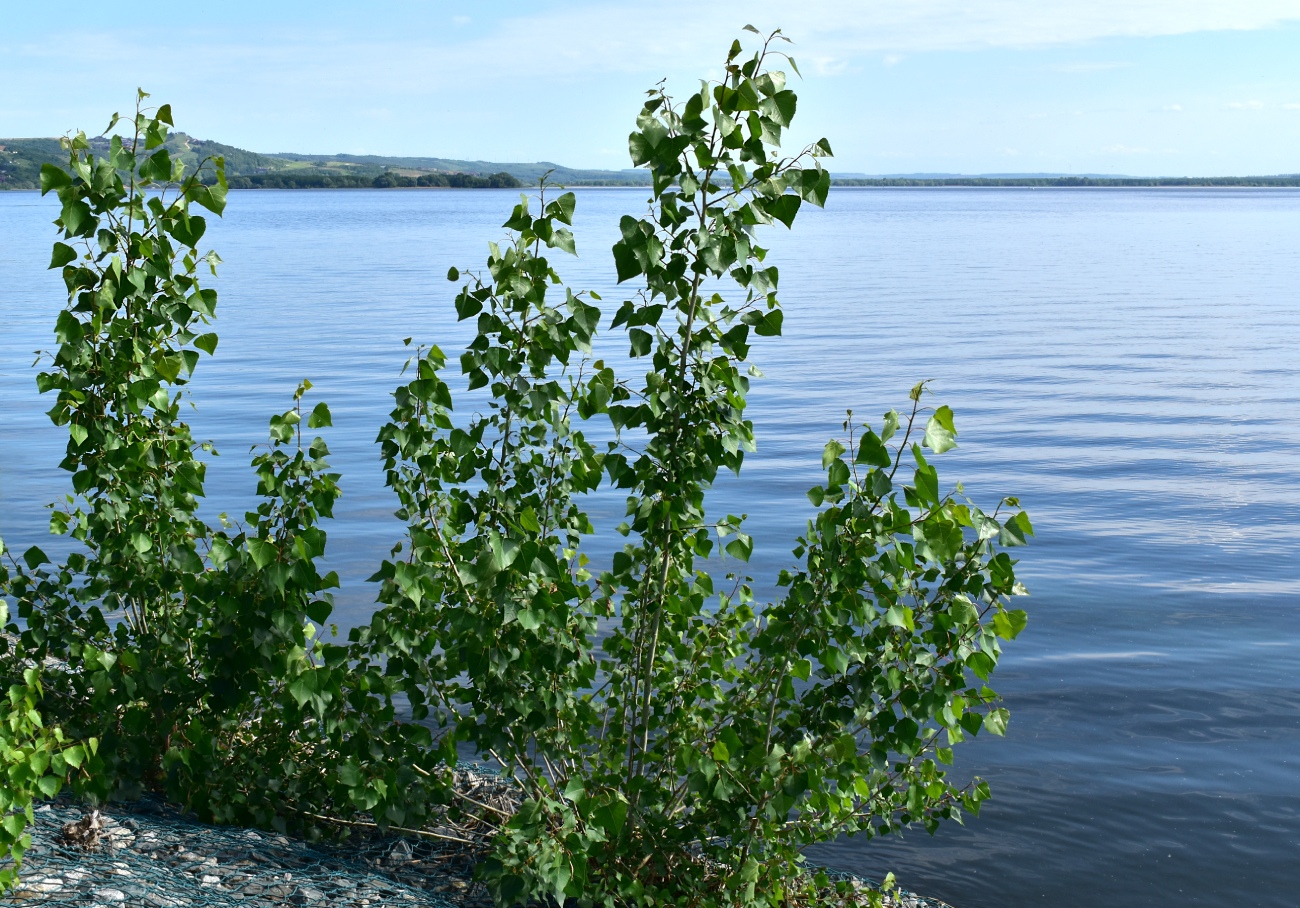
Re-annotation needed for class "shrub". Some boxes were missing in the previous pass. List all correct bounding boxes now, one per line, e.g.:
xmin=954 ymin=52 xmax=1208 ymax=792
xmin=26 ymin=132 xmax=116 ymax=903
xmin=354 ymin=28 xmax=1032 ymax=907
xmin=0 ymin=32 xmax=1031 ymax=907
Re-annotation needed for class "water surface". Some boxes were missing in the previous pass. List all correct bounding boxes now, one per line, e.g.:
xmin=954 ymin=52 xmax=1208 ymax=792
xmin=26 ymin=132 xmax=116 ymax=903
xmin=2 ymin=187 xmax=1298 ymax=907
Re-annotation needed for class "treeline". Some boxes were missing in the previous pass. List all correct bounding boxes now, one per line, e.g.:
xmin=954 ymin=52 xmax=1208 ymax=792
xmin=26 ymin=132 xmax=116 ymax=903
xmin=832 ymin=175 xmax=1300 ymax=187
xmin=0 ymin=138 xmax=63 ymax=189
xmin=224 ymin=170 xmax=522 ymax=189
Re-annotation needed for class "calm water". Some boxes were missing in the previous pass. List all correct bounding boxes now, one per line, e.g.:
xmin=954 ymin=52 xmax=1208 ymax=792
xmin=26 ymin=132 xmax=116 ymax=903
xmin=2 ymin=187 xmax=1298 ymax=907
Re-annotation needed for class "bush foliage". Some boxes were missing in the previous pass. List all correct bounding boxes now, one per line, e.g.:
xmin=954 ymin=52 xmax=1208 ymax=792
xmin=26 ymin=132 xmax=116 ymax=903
xmin=1 ymin=31 xmax=1031 ymax=907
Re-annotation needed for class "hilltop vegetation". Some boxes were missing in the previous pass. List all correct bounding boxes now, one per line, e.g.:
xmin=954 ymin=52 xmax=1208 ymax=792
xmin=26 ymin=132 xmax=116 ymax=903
xmin=0 ymin=131 xmax=640 ymax=190
xmin=0 ymin=138 xmax=64 ymax=189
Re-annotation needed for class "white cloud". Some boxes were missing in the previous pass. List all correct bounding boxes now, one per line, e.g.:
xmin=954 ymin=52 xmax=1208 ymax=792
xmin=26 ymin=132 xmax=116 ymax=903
xmin=452 ymin=15 xmax=471 ymax=25
xmin=1226 ymin=99 xmax=1266 ymax=109
xmin=13 ymin=1 xmax=1300 ymax=108
xmin=1283 ymin=102 xmax=1300 ymax=109
xmin=1101 ymin=143 xmax=1152 ymax=153
xmin=1163 ymin=103 xmax=1184 ymax=111
xmin=469 ymin=0 xmax=1300 ymax=68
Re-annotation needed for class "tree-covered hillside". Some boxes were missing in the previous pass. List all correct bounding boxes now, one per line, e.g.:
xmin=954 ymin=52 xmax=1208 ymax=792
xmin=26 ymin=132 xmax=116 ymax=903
xmin=0 ymin=131 xmax=638 ymax=190
xmin=0 ymin=138 xmax=64 ymax=189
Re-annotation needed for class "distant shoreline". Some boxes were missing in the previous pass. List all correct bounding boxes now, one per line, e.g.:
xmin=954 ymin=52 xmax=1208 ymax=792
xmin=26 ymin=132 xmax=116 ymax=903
xmin=831 ymin=177 xmax=1300 ymax=188
xmin=5 ymin=182 xmax=1300 ymax=196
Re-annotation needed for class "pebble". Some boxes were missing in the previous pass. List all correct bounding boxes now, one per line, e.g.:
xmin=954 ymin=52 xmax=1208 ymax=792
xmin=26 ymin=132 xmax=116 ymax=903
xmin=2 ymin=799 xmax=952 ymax=908
xmin=2 ymin=801 xmax=485 ymax=908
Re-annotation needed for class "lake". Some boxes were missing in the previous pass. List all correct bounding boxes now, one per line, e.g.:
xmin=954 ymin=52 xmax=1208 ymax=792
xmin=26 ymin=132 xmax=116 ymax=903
xmin=2 ymin=186 xmax=1298 ymax=908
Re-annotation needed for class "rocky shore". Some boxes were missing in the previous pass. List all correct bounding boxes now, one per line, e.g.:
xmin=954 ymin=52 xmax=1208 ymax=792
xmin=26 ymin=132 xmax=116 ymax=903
xmin=4 ymin=796 xmax=953 ymax=908
xmin=4 ymin=798 xmax=489 ymax=908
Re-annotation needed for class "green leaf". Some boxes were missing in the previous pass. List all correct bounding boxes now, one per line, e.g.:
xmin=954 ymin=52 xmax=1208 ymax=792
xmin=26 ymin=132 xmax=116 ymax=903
xmin=39 ymin=164 xmax=71 ymax=194
xmin=49 ymin=243 xmax=78 ymax=269
xmin=563 ymin=778 xmax=585 ymax=802
xmin=923 ymin=406 xmax=958 ymax=454
xmin=1011 ymin=510 xmax=1035 ymax=537
xmin=61 ymin=200 xmax=94 ymax=237
xmin=308 ymin=402 xmax=332 ymax=429
xmin=724 ymin=533 xmax=753 ymax=562
xmin=247 ymin=538 xmax=277 ymax=569
xmin=914 ymin=464 xmax=939 ymax=504
xmin=998 ymin=516 xmax=1029 ymax=546
xmin=154 ymin=355 xmax=182 ymax=384
xmin=763 ymin=194 xmax=802 ymax=229
xmin=478 ymin=531 xmax=519 ymax=578
xmin=54 ymin=311 xmax=83 ymax=344
xmin=854 ymin=429 xmax=891 ymax=468
xmin=967 ymin=651 xmax=995 ymax=681
xmin=549 ymin=227 xmax=577 ymax=256
xmin=628 ymin=328 xmax=653 ymax=357
xmin=628 ymin=132 xmax=653 ymax=167
xmin=771 ymin=90 xmax=797 ymax=127
xmin=993 ymin=609 xmax=1029 ymax=640
xmin=984 ymin=707 xmax=1010 ymax=736
xmin=753 ymin=309 xmax=783 ymax=337
xmin=822 ymin=647 xmax=848 ymax=675
xmin=593 ymin=800 xmax=628 ymax=836
xmin=612 ymin=241 xmax=642 ymax=283
xmin=518 ymin=508 xmax=541 ymax=534
xmin=22 ymin=546 xmax=49 ymax=570
xmin=827 ymin=460 xmax=850 ymax=487
xmin=821 ymin=439 xmax=845 ymax=469
xmin=884 ymin=605 xmax=913 ymax=630
xmin=194 ymin=333 xmax=219 ymax=355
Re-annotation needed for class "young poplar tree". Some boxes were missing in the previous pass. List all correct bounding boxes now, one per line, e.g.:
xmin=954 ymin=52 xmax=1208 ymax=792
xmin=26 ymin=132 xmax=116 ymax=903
xmin=362 ymin=28 xmax=1032 ymax=907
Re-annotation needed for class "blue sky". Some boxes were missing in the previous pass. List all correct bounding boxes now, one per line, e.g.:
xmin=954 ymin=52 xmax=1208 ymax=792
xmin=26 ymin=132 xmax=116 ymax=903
xmin=3 ymin=1 xmax=1299 ymax=175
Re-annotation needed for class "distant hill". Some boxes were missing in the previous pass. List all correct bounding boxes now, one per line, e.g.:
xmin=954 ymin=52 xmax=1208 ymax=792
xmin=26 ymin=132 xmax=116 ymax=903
xmin=0 ymin=133 xmax=647 ymax=190
xmin=0 ymin=138 xmax=64 ymax=189
xmin=3 ymin=134 xmax=1297 ymax=190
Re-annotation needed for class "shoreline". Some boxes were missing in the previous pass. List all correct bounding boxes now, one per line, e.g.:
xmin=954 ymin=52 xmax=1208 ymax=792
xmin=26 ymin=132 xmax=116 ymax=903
xmin=6 ymin=796 xmax=956 ymax=908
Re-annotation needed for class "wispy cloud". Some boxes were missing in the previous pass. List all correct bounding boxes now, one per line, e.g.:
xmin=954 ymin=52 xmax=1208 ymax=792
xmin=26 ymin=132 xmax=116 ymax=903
xmin=1226 ymin=99 xmax=1266 ymax=109
xmin=1163 ymin=103 xmax=1184 ymax=111
xmin=23 ymin=0 xmax=1300 ymax=90
xmin=1284 ymin=102 xmax=1300 ymax=109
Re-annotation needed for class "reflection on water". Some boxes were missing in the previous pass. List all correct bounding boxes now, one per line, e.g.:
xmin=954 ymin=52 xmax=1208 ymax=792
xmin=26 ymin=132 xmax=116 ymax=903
xmin=2 ymin=187 xmax=1298 ymax=908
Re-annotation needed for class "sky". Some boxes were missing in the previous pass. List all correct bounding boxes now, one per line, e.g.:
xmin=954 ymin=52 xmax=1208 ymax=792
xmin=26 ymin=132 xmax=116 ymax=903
xmin=2 ymin=0 xmax=1299 ymax=176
